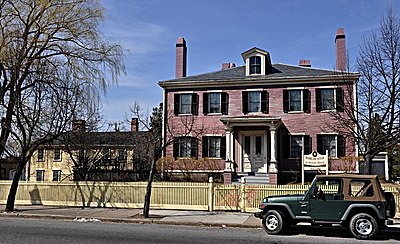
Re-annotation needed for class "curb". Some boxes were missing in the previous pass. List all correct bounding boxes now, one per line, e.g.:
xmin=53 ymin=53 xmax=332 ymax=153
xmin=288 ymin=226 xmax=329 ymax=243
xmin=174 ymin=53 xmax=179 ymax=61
xmin=0 ymin=213 xmax=261 ymax=229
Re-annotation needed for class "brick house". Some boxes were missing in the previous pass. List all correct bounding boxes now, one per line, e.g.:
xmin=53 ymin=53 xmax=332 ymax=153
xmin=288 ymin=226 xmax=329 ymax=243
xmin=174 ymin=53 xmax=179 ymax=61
xmin=159 ymin=29 xmax=359 ymax=184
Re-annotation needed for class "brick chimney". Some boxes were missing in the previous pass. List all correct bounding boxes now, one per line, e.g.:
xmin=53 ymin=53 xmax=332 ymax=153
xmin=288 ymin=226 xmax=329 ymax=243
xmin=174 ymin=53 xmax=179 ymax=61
xmin=299 ymin=59 xmax=311 ymax=67
xmin=221 ymin=63 xmax=236 ymax=70
xmin=131 ymin=118 xmax=138 ymax=132
xmin=335 ymin=28 xmax=346 ymax=71
xmin=72 ymin=120 xmax=86 ymax=132
xmin=175 ymin=37 xmax=187 ymax=78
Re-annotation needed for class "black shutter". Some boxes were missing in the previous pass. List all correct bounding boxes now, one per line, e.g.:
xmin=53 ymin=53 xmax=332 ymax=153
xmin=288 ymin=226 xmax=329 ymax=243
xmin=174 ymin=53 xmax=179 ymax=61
xmin=336 ymin=88 xmax=344 ymax=112
xmin=220 ymin=137 xmax=226 ymax=159
xmin=316 ymin=89 xmax=322 ymax=112
xmin=202 ymin=136 xmax=208 ymax=157
xmin=173 ymin=138 xmax=179 ymax=157
xmin=191 ymin=138 xmax=198 ymax=158
xmin=192 ymin=93 xmax=199 ymax=116
xmin=283 ymin=135 xmax=290 ymax=158
xmin=221 ymin=92 xmax=229 ymax=115
xmin=261 ymin=91 xmax=269 ymax=114
xmin=283 ymin=90 xmax=289 ymax=113
xmin=242 ymin=91 xmax=248 ymax=114
xmin=337 ymin=135 xmax=345 ymax=157
xmin=304 ymin=135 xmax=312 ymax=155
xmin=174 ymin=94 xmax=180 ymax=115
xmin=303 ymin=89 xmax=311 ymax=113
xmin=203 ymin=93 xmax=209 ymax=115
xmin=317 ymin=135 xmax=323 ymax=154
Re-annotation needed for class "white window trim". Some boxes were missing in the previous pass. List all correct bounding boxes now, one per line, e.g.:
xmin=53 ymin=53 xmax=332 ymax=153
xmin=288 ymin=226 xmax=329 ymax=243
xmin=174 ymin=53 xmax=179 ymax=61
xmin=246 ymin=54 xmax=266 ymax=76
xmin=176 ymin=91 xmax=194 ymax=94
xmin=208 ymin=92 xmax=222 ymax=114
xmin=316 ymin=85 xmax=337 ymax=89
xmin=289 ymin=132 xmax=306 ymax=135
xmin=178 ymin=93 xmax=194 ymax=115
xmin=288 ymin=89 xmax=303 ymax=112
xmin=53 ymin=149 xmax=62 ymax=161
xmin=246 ymin=88 xmax=263 ymax=91
xmin=320 ymin=88 xmax=337 ymax=112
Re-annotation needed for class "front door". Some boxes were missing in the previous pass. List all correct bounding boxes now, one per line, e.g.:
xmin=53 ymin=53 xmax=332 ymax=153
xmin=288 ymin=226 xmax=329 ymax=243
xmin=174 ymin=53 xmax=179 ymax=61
xmin=243 ymin=134 xmax=264 ymax=172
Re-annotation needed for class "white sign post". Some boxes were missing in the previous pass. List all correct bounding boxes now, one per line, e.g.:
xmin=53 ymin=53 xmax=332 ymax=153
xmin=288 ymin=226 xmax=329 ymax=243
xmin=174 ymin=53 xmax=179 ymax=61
xmin=302 ymin=150 xmax=329 ymax=185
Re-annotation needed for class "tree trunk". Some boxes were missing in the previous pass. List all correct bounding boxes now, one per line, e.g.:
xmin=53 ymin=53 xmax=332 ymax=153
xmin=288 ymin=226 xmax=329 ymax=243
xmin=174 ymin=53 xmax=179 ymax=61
xmin=365 ymin=153 xmax=372 ymax=175
xmin=5 ymin=163 xmax=24 ymax=212
xmin=143 ymin=159 xmax=155 ymax=218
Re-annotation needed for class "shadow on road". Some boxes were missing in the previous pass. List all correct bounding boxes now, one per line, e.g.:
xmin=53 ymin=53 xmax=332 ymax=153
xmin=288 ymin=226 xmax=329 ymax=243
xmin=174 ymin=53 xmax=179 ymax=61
xmin=283 ymin=225 xmax=400 ymax=241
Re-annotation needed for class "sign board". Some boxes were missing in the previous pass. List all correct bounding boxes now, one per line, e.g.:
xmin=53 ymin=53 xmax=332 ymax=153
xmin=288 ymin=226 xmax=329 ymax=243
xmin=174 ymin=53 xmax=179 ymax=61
xmin=302 ymin=150 xmax=328 ymax=184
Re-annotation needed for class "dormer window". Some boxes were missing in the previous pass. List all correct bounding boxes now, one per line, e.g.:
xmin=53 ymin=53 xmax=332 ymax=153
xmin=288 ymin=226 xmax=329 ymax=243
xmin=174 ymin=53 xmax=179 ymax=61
xmin=241 ymin=47 xmax=272 ymax=76
xmin=250 ymin=56 xmax=261 ymax=74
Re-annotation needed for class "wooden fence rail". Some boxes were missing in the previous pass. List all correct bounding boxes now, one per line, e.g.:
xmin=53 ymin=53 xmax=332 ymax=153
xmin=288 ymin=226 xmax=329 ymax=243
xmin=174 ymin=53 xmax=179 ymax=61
xmin=0 ymin=179 xmax=399 ymax=215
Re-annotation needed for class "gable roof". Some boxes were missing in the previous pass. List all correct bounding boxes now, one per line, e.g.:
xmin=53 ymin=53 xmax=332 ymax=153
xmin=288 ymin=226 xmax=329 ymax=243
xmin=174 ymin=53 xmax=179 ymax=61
xmin=159 ymin=64 xmax=359 ymax=89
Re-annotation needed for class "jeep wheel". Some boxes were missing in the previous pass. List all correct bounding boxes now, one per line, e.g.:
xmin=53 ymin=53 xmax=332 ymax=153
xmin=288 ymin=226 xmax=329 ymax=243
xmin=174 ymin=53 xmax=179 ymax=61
xmin=349 ymin=213 xmax=378 ymax=239
xmin=262 ymin=210 xmax=286 ymax=235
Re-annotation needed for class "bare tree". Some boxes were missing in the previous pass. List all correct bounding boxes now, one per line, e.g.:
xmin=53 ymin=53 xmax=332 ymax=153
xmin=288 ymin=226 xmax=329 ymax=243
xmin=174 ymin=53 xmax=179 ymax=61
xmin=328 ymin=9 xmax=400 ymax=175
xmin=0 ymin=0 xmax=124 ymax=211
xmin=129 ymin=101 xmax=162 ymax=218
xmin=130 ymin=101 xmax=222 ymax=217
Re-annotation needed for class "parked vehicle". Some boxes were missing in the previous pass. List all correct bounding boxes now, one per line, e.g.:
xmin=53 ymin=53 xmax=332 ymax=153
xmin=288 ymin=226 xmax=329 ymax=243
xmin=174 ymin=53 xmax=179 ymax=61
xmin=254 ymin=174 xmax=395 ymax=239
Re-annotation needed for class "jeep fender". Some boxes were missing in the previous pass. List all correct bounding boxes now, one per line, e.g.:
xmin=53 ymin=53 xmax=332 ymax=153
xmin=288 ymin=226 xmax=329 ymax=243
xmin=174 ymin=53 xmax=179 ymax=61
xmin=341 ymin=204 xmax=385 ymax=221
xmin=262 ymin=203 xmax=296 ymax=219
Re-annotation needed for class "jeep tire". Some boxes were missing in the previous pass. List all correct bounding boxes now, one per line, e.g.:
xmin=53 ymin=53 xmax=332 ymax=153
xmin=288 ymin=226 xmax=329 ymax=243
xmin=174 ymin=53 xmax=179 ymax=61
xmin=349 ymin=213 xmax=378 ymax=239
xmin=262 ymin=210 xmax=286 ymax=235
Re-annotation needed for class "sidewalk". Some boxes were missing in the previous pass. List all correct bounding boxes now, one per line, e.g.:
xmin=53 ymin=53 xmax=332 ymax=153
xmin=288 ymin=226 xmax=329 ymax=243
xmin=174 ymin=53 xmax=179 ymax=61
xmin=1 ymin=204 xmax=400 ymax=230
xmin=0 ymin=205 xmax=261 ymax=228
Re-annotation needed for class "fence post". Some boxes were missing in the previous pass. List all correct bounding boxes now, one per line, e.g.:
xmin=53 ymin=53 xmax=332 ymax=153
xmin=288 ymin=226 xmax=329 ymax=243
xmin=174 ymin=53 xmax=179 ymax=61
xmin=208 ymin=177 xmax=214 ymax=212
xmin=240 ymin=177 xmax=246 ymax=212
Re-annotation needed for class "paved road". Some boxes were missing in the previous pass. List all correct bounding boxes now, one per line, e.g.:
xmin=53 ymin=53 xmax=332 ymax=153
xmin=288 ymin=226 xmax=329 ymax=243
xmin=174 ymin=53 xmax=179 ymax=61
xmin=1 ymin=217 xmax=400 ymax=244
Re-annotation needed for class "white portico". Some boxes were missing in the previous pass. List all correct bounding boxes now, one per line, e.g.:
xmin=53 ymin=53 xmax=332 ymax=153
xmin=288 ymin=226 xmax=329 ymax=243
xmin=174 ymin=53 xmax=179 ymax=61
xmin=220 ymin=117 xmax=282 ymax=174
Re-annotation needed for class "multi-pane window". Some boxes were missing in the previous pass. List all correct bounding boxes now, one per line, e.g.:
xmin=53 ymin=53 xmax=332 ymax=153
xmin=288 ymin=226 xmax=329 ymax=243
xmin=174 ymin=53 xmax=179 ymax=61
xmin=37 ymin=149 xmax=44 ymax=161
xmin=316 ymin=88 xmax=344 ymax=112
xmin=248 ymin=91 xmax=261 ymax=112
xmin=283 ymin=89 xmax=311 ymax=113
xmin=209 ymin=93 xmax=221 ymax=113
xmin=249 ymin=56 xmax=261 ymax=74
xmin=53 ymin=149 xmax=61 ymax=161
xmin=174 ymin=93 xmax=199 ymax=115
xmin=242 ymin=91 xmax=269 ymax=114
xmin=317 ymin=134 xmax=345 ymax=157
xmin=118 ymin=149 xmax=127 ymax=163
xmin=101 ymin=148 xmax=111 ymax=164
xmin=289 ymin=90 xmax=302 ymax=111
xmin=290 ymin=136 xmax=303 ymax=158
xmin=321 ymin=89 xmax=335 ymax=111
xmin=202 ymin=136 xmax=226 ymax=159
xmin=286 ymin=135 xmax=311 ymax=158
xmin=52 ymin=170 xmax=61 ymax=181
xmin=36 ymin=170 xmax=44 ymax=181
xmin=173 ymin=137 xmax=198 ymax=158
xmin=180 ymin=94 xmax=192 ymax=114
xmin=203 ymin=92 xmax=228 ymax=115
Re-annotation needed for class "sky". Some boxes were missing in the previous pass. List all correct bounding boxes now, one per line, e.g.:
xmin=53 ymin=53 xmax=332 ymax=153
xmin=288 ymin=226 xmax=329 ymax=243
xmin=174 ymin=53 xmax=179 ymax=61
xmin=99 ymin=0 xmax=400 ymax=130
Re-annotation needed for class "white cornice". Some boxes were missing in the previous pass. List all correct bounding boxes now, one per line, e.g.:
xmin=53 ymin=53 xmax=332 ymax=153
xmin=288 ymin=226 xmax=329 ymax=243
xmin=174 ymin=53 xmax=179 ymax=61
xmin=159 ymin=74 xmax=360 ymax=90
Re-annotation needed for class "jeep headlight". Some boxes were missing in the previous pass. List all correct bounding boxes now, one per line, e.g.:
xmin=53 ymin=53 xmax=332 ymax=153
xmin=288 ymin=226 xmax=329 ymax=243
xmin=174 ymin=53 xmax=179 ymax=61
xmin=262 ymin=197 xmax=268 ymax=203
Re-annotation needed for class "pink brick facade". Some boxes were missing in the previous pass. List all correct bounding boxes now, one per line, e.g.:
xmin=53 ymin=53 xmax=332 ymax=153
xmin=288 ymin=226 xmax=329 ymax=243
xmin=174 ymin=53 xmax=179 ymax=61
xmin=159 ymin=31 xmax=359 ymax=184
